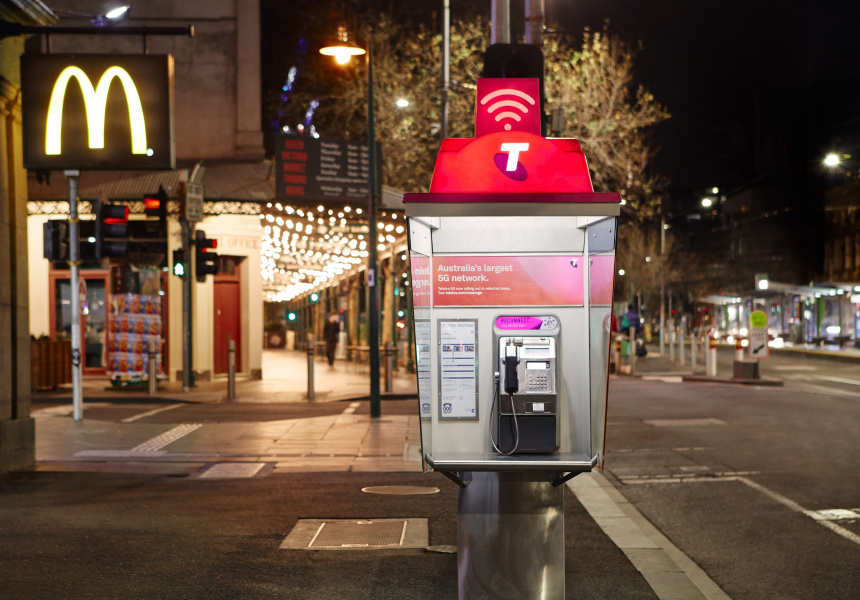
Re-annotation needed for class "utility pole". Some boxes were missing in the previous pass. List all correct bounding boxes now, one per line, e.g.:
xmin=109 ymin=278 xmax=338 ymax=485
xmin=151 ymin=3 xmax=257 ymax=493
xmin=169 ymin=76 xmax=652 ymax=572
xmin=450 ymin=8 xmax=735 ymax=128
xmin=525 ymin=0 xmax=545 ymax=45
xmin=441 ymin=0 xmax=450 ymax=139
xmin=491 ymin=0 xmax=510 ymax=44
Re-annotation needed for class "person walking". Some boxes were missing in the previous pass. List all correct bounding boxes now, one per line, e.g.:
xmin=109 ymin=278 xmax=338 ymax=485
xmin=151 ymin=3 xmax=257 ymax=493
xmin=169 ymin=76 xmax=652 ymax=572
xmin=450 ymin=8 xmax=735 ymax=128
xmin=323 ymin=313 xmax=340 ymax=367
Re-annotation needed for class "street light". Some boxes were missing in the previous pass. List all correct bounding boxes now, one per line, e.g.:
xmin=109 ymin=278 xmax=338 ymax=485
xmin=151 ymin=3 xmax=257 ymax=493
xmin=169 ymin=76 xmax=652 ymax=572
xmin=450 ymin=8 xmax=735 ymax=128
xmin=320 ymin=26 xmax=382 ymax=418
xmin=824 ymin=153 xmax=840 ymax=167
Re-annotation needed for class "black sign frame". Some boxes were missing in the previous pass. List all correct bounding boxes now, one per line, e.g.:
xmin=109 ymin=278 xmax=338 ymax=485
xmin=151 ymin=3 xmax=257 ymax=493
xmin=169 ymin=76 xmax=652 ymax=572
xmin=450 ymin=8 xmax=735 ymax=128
xmin=275 ymin=134 xmax=370 ymax=203
xmin=21 ymin=54 xmax=175 ymax=171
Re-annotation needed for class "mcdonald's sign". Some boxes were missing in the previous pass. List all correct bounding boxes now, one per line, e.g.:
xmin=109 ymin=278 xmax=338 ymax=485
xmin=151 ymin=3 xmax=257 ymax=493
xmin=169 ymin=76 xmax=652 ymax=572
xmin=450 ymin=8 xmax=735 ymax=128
xmin=21 ymin=54 xmax=174 ymax=170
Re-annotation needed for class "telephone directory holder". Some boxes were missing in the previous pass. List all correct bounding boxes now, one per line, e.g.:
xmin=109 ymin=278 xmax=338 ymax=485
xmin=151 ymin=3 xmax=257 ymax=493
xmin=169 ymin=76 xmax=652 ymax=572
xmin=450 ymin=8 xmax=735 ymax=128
xmin=492 ymin=330 xmax=560 ymax=454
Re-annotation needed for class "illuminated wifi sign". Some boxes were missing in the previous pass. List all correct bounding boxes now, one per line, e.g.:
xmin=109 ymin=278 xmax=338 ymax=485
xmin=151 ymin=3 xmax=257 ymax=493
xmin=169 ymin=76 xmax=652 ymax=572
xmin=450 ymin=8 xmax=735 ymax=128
xmin=475 ymin=78 xmax=542 ymax=137
xmin=480 ymin=88 xmax=536 ymax=131
xmin=21 ymin=54 xmax=175 ymax=171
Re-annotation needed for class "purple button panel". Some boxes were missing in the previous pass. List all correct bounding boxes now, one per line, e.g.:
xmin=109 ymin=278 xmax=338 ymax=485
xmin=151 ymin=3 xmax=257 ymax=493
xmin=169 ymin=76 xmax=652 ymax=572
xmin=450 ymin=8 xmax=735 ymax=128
xmin=496 ymin=316 xmax=547 ymax=330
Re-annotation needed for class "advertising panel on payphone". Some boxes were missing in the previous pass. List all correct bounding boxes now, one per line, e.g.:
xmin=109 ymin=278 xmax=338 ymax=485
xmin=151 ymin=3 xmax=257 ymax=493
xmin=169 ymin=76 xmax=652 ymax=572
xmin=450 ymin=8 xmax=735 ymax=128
xmin=491 ymin=315 xmax=560 ymax=455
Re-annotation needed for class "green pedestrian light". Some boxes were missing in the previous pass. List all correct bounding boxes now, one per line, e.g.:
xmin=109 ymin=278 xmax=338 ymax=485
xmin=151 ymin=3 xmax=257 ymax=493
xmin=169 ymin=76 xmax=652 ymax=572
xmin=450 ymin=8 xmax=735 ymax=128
xmin=310 ymin=292 xmax=319 ymax=302
xmin=288 ymin=311 xmax=297 ymax=321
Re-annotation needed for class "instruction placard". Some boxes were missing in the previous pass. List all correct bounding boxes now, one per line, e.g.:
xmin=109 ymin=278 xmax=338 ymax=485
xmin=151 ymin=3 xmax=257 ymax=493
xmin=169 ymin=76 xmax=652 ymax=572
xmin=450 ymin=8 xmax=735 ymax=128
xmin=748 ymin=310 xmax=769 ymax=359
xmin=438 ymin=320 xmax=478 ymax=419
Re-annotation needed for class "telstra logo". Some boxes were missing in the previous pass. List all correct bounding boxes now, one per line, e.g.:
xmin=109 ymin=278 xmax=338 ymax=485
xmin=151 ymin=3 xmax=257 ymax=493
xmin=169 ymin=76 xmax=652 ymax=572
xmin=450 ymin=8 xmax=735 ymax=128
xmin=45 ymin=66 xmax=148 ymax=156
xmin=495 ymin=142 xmax=529 ymax=181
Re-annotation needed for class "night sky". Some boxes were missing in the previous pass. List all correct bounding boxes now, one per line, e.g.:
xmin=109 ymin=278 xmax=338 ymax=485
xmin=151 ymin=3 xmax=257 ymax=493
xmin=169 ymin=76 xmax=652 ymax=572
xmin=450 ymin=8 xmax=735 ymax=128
xmin=266 ymin=0 xmax=859 ymax=201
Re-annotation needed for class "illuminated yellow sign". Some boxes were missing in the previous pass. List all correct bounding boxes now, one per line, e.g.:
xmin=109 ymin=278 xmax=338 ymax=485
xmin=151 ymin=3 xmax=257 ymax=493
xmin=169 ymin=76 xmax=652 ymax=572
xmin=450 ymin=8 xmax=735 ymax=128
xmin=45 ymin=66 xmax=147 ymax=156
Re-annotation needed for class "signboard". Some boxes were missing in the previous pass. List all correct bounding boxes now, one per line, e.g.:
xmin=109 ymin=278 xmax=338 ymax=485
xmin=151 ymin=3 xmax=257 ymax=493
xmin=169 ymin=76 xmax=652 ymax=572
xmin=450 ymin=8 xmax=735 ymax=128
xmin=431 ymin=255 xmax=615 ymax=307
xmin=275 ymin=134 xmax=369 ymax=202
xmin=748 ymin=310 xmax=769 ymax=359
xmin=185 ymin=183 xmax=204 ymax=222
xmin=21 ymin=54 xmax=175 ymax=170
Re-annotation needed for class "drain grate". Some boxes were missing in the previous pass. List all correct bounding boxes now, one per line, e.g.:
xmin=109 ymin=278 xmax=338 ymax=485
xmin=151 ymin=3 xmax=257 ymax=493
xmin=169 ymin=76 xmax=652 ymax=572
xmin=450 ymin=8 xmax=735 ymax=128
xmin=310 ymin=520 xmax=406 ymax=548
xmin=281 ymin=518 xmax=429 ymax=551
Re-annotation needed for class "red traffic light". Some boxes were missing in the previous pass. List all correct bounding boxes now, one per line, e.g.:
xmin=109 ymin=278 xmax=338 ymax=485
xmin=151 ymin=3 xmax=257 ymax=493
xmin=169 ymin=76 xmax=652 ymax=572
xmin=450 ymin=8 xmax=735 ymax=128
xmin=103 ymin=205 xmax=129 ymax=225
xmin=144 ymin=197 xmax=161 ymax=211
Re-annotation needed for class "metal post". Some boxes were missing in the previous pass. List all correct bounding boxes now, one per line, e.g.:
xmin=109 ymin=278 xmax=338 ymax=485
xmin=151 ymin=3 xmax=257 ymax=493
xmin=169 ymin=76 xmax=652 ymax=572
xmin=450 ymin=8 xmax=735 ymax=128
xmin=306 ymin=333 xmax=315 ymax=401
xmin=691 ymin=334 xmax=698 ymax=373
xmin=524 ymin=0 xmax=545 ymax=45
xmin=227 ymin=337 xmax=236 ymax=400
xmin=65 ymin=171 xmax=83 ymax=421
xmin=491 ymin=0 xmax=511 ymax=44
xmin=384 ymin=340 xmax=393 ymax=392
xmin=669 ymin=327 xmax=675 ymax=361
xmin=680 ymin=316 xmax=687 ymax=366
xmin=629 ymin=326 xmax=636 ymax=377
xmin=708 ymin=335 xmax=718 ymax=377
xmin=181 ymin=219 xmax=193 ymax=391
xmin=441 ymin=0 xmax=450 ymax=139
xmin=659 ymin=216 xmax=666 ymax=357
xmin=367 ymin=42 xmax=381 ymax=418
xmin=148 ymin=339 xmax=158 ymax=396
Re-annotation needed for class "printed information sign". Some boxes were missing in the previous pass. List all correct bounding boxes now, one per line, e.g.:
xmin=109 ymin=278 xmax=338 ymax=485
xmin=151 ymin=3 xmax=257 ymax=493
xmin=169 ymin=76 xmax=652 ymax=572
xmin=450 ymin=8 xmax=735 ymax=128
xmin=415 ymin=320 xmax=432 ymax=419
xmin=438 ymin=320 xmax=478 ymax=419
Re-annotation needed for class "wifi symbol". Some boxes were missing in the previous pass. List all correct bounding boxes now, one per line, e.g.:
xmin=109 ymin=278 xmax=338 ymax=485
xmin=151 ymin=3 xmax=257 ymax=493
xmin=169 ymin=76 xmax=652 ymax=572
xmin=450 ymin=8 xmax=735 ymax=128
xmin=479 ymin=88 xmax=537 ymax=131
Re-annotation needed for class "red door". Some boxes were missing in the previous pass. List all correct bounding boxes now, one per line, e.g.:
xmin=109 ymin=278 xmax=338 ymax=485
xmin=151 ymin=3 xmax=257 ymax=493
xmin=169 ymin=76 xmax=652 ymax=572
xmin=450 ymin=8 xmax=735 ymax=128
xmin=213 ymin=260 xmax=241 ymax=374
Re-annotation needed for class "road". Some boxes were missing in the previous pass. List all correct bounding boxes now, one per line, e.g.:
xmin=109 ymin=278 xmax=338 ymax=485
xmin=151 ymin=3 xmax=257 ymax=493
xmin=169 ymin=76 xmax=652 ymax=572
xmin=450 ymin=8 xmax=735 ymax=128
xmin=13 ymin=350 xmax=860 ymax=598
xmin=605 ymin=360 xmax=860 ymax=599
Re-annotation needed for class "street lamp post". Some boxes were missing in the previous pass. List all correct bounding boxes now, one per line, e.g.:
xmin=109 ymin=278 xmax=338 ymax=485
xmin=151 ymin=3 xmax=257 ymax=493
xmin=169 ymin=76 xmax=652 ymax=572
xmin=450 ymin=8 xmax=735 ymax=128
xmin=321 ymin=28 xmax=381 ymax=418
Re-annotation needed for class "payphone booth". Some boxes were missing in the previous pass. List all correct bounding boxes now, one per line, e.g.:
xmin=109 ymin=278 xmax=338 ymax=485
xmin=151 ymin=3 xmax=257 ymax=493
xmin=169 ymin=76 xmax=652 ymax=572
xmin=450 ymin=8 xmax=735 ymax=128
xmin=405 ymin=78 xmax=620 ymax=599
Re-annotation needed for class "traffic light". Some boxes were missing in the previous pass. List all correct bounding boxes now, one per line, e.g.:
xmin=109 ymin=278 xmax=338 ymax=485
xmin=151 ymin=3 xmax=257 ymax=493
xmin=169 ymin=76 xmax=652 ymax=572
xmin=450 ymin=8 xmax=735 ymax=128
xmin=482 ymin=43 xmax=546 ymax=134
xmin=310 ymin=292 xmax=319 ymax=303
xmin=43 ymin=219 xmax=68 ymax=261
xmin=287 ymin=311 xmax=297 ymax=322
xmin=143 ymin=186 xmax=168 ymax=237
xmin=172 ymin=249 xmax=187 ymax=278
xmin=195 ymin=229 xmax=219 ymax=282
xmin=96 ymin=201 xmax=129 ymax=260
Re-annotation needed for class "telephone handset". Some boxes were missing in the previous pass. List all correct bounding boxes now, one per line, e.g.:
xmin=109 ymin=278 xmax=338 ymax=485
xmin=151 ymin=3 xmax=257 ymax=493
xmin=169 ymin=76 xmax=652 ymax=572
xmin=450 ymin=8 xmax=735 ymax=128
xmin=491 ymin=336 xmax=559 ymax=454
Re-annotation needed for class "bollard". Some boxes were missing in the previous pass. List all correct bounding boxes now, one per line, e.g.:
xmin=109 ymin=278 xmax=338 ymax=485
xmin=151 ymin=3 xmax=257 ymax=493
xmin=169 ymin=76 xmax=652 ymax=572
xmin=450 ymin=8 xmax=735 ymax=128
xmin=227 ymin=338 xmax=236 ymax=400
xmin=148 ymin=339 xmax=158 ymax=396
xmin=306 ymin=334 xmax=315 ymax=401
xmin=614 ymin=336 xmax=621 ymax=373
xmin=708 ymin=335 xmax=717 ymax=377
xmin=384 ymin=340 xmax=394 ymax=392
xmin=669 ymin=328 xmax=675 ymax=361
xmin=691 ymin=334 xmax=699 ymax=373
xmin=735 ymin=337 xmax=744 ymax=361
xmin=629 ymin=326 xmax=636 ymax=377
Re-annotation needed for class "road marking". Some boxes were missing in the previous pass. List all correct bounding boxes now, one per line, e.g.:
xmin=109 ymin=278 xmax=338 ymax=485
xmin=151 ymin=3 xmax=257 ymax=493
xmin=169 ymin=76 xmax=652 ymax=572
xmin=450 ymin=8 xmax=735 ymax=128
xmin=644 ymin=418 xmax=726 ymax=427
xmin=197 ymin=462 xmax=265 ymax=479
xmin=641 ymin=376 xmax=684 ymax=383
xmin=342 ymin=401 xmax=361 ymax=415
xmin=121 ymin=403 xmax=182 ymax=423
xmin=569 ymin=472 xmax=730 ymax=600
xmin=792 ymin=383 xmax=860 ymax=400
xmin=814 ymin=375 xmax=860 ymax=386
xmin=132 ymin=424 xmax=203 ymax=451
xmin=614 ymin=472 xmax=860 ymax=548
xmin=806 ymin=508 xmax=860 ymax=521
xmin=74 ymin=423 xmax=203 ymax=458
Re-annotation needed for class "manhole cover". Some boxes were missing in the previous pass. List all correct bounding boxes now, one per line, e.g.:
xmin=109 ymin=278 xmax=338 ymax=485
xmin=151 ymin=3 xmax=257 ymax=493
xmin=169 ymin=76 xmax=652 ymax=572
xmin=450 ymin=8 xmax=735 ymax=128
xmin=281 ymin=518 xmax=429 ymax=550
xmin=361 ymin=485 xmax=440 ymax=495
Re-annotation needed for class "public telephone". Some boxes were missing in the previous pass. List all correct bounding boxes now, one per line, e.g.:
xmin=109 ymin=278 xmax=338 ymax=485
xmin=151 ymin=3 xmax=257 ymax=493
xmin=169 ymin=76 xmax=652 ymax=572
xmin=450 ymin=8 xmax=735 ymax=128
xmin=491 ymin=317 xmax=560 ymax=454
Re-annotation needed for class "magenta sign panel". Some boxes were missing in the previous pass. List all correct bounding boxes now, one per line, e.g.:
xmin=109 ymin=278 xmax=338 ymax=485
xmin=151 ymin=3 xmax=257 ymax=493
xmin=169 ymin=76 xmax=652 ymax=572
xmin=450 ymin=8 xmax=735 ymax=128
xmin=475 ymin=78 xmax=542 ymax=137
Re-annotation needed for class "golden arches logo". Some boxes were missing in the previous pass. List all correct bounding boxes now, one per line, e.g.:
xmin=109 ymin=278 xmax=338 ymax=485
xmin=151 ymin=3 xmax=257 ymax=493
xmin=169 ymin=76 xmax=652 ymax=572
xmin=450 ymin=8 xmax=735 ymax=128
xmin=45 ymin=66 xmax=147 ymax=156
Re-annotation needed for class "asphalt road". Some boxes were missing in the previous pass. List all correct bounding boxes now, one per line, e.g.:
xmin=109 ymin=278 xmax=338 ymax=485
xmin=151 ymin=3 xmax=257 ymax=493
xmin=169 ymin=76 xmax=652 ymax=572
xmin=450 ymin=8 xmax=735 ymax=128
xmin=604 ymin=373 xmax=860 ymax=599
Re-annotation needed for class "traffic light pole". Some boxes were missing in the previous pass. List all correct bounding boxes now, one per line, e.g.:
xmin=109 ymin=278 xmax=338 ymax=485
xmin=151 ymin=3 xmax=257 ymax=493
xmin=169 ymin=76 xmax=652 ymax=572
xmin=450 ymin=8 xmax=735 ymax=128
xmin=181 ymin=219 xmax=194 ymax=391
xmin=65 ymin=170 xmax=83 ymax=421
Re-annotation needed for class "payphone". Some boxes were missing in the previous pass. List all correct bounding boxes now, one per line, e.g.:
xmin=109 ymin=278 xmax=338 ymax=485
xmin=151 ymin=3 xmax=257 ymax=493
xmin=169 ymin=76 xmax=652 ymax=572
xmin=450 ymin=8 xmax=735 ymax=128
xmin=492 ymin=316 xmax=560 ymax=455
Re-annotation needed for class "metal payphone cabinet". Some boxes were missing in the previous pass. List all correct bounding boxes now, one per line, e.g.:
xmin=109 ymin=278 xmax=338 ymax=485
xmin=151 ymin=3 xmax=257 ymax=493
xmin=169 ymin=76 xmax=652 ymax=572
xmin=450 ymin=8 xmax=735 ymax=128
xmin=405 ymin=198 xmax=619 ymax=488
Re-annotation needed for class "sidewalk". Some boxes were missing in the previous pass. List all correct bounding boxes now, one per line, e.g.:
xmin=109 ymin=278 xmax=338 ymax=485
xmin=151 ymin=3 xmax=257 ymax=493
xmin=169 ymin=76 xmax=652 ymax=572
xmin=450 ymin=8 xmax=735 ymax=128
xmin=34 ymin=349 xmax=418 ymax=405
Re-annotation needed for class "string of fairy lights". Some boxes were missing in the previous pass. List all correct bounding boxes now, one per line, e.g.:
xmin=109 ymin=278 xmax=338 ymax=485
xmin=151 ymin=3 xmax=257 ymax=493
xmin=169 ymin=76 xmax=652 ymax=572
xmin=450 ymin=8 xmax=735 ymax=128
xmin=260 ymin=201 xmax=408 ymax=302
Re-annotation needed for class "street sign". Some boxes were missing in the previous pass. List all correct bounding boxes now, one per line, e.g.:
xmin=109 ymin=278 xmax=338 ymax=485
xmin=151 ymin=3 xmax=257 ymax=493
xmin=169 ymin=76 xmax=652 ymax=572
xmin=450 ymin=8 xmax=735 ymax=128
xmin=749 ymin=310 xmax=769 ymax=359
xmin=185 ymin=182 xmax=204 ymax=222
